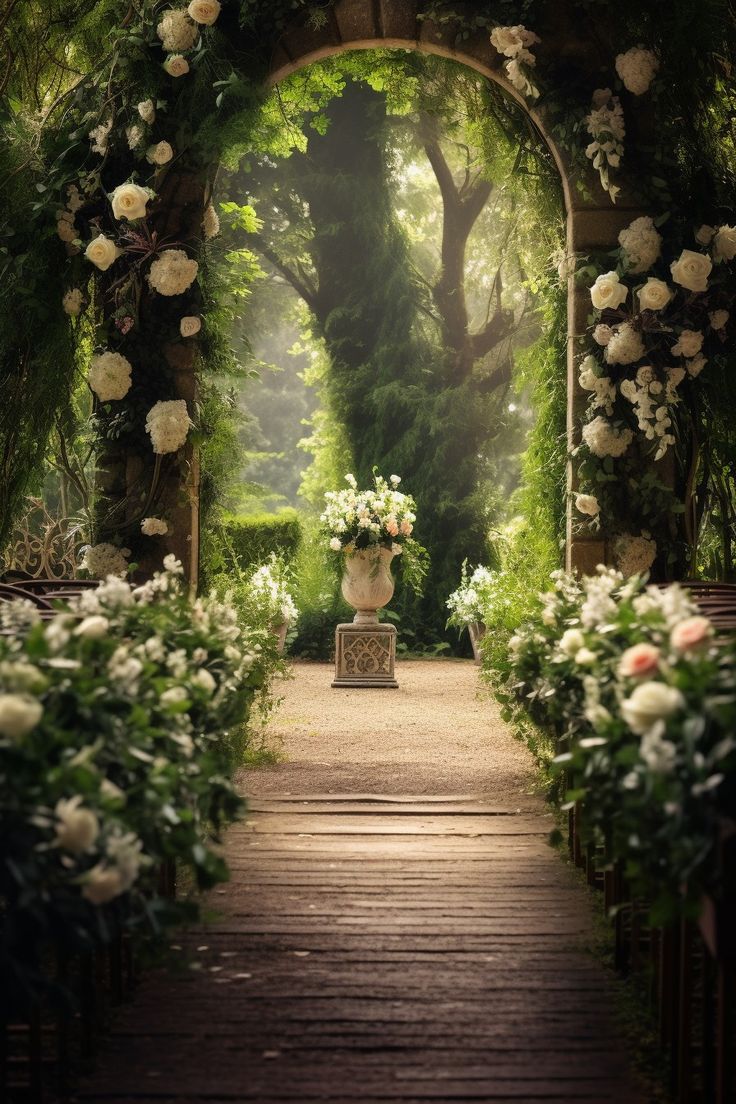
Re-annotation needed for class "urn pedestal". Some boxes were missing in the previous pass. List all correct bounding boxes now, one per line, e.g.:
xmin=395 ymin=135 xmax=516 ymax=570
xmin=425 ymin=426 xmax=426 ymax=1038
xmin=332 ymin=547 xmax=399 ymax=689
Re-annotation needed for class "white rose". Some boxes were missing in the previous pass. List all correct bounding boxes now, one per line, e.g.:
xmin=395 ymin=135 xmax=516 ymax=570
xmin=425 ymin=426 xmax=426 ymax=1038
xmin=713 ymin=225 xmax=736 ymax=262
xmin=638 ymin=277 xmax=672 ymax=311
xmin=193 ymin=668 xmax=216 ymax=694
xmin=670 ymin=249 xmax=712 ymax=293
xmin=574 ymin=647 xmax=598 ymax=666
xmin=180 ymin=315 xmax=201 ymax=337
xmin=695 ymin=225 xmax=716 ymax=246
xmin=709 ymin=309 xmax=729 ymax=330
xmin=146 ymin=141 xmax=174 ymax=166
xmin=575 ymin=493 xmax=599 ymax=517
xmin=54 ymin=797 xmax=99 ymax=853
xmin=163 ymin=54 xmax=190 ymax=77
xmin=188 ymin=0 xmax=221 ymax=23
xmin=74 ymin=615 xmax=109 ymax=639
xmin=110 ymin=182 xmax=150 ymax=221
xmin=138 ymin=99 xmax=156 ymax=123
xmin=0 ymin=694 xmax=43 ymax=740
xmin=671 ymin=329 xmax=703 ymax=358
xmin=329 ymin=537 xmax=342 ymax=552
xmin=559 ymin=628 xmax=585 ymax=656
xmin=161 ymin=686 xmax=189 ymax=706
xmin=82 ymin=864 xmax=125 ymax=905
xmin=590 ymin=271 xmax=628 ymax=311
xmin=621 ymin=681 xmax=684 ymax=735
xmin=85 ymin=234 xmax=121 ymax=271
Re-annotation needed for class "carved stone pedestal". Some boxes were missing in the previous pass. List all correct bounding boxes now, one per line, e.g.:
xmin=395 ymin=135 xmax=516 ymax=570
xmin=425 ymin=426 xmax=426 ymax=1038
xmin=332 ymin=622 xmax=398 ymax=688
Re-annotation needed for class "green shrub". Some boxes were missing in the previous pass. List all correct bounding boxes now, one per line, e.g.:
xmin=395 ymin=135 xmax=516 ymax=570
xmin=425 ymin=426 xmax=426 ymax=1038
xmin=290 ymin=514 xmax=350 ymax=659
xmin=221 ymin=510 xmax=302 ymax=572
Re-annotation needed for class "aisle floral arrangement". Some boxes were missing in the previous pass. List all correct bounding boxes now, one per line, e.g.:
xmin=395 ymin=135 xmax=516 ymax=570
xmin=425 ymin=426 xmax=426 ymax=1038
xmin=489 ymin=567 xmax=736 ymax=923
xmin=248 ymin=555 xmax=298 ymax=629
xmin=0 ymin=556 xmax=272 ymax=1014
xmin=321 ymin=473 xmax=427 ymax=594
xmin=446 ymin=562 xmax=496 ymax=632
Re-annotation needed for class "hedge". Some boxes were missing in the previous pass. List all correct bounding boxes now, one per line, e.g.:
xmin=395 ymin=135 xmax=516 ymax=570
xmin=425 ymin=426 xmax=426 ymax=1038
xmin=222 ymin=510 xmax=302 ymax=571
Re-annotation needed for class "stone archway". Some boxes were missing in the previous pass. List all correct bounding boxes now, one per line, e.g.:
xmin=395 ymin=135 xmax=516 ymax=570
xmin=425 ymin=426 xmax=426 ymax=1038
xmin=258 ymin=0 xmax=649 ymax=577
xmin=159 ymin=0 xmax=651 ymax=586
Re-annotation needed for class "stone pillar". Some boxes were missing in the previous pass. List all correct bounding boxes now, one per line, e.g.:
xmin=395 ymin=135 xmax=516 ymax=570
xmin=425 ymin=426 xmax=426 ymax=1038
xmin=332 ymin=622 xmax=399 ymax=688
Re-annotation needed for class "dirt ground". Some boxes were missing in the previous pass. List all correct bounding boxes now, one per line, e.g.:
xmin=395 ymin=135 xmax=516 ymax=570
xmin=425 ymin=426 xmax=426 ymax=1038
xmin=241 ymin=659 xmax=538 ymax=807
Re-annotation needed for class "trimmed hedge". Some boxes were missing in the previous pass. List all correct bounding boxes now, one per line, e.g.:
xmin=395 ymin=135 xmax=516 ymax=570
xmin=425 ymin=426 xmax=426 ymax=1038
xmin=222 ymin=510 xmax=302 ymax=571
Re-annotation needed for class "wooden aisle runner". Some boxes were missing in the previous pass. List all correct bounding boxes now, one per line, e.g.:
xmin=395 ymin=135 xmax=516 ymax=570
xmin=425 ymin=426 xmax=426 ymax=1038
xmin=81 ymin=795 xmax=643 ymax=1103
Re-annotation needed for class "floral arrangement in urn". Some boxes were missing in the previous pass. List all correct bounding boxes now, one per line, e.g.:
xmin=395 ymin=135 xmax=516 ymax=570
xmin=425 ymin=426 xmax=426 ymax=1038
xmin=248 ymin=554 xmax=298 ymax=652
xmin=321 ymin=473 xmax=426 ymax=618
xmin=446 ymin=562 xmax=496 ymax=663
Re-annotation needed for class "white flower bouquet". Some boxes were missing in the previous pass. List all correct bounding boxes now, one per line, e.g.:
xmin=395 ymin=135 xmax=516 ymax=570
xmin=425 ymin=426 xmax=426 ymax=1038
xmin=321 ymin=473 xmax=427 ymax=594
xmin=249 ymin=554 xmax=299 ymax=627
xmin=446 ymin=563 xmax=496 ymax=629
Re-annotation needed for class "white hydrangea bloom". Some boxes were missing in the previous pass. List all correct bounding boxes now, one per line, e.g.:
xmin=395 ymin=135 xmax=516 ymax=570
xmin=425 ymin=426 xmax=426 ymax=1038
xmin=604 ymin=322 xmax=645 ymax=365
xmin=147 ymin=249 xmax=198 ymax=295
xmin=613 ymin=534 xmax=657 ymax=578
xmin=88 ymin=351 xmax=133 ymax=402
xmin=615 ymin=47 xmax=659 ymax=95
xmin=202 ymin=203 xmax=220 ymax=239
xmin=80 ymin=543 xmax=130 ymax=579
xmin=145 ymin=399 xmax=191 ymax=454
xmin=618 ymin=216 xmax=662 ymax=273
xmin=582 ymin=416 xmax=634 ymax=458
xmin=157 ymin=9 xmax=199 ymax=52
xmin=141 ymin=516 xmax=169 ymax=536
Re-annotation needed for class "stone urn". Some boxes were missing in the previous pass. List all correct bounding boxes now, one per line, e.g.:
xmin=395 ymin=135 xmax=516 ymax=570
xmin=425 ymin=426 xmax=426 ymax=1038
xmin=341 ymin=546 xmax=395 ymax=623
xmin=467 ymin=621 xmax=487 ymax=666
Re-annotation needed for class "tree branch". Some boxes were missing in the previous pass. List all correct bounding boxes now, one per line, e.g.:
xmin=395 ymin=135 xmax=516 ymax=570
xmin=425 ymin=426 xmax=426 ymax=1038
xmin=251 ymin=232 xmax=318 ymax=310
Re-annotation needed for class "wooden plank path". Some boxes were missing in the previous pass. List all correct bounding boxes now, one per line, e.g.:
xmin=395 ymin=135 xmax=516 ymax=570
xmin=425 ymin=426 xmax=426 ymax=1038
xmin=80 ymin=794 xmax=644 ymax=1103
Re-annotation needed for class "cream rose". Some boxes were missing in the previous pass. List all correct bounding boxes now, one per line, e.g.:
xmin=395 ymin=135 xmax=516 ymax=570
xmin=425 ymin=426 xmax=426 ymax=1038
xmin=713 ymin=225 xmax=736 ymax=262
xmin=621 ymin=681 xmax=684 ymax=735
xmin=111 ymin=182 xmax=150 ymax=221
xmin=559 ymin=628 xmax=585 ymax=657
xmin=329 ymin=537 xmax=342 ymax=552
xmin=575 ymin=493 xmax=599 ymax=517
xmin=146 ymin=141 xmax=174 ymax=166
xmin=74 ymin=615 xmax=109 ymax=639
xmin=590 ymin=271 xmax=628 ymax=311
xmin=163 ymin=54 xmax=190 ymax=77
xmin=709 ymin=309 xmax=729 ymax=330
xmin=638 ymin=277 xmax=672 ymax=311
xmin=85 ymin=234 xmax=121 ymax=271
xmin=0 ymin=694 xmax=43 ymax=741
xmin=138 ymin=99 xmax=156 ymax=123
xmin=671 ymin=329 xmax=703 ymax=358
xmin=618 ymin=643 xmax=660 ymax=679
xmin=82 ymin=864 xmax=125 ymax=905
xmin=179 ymin=315 xmax=201 ymax=337
xmin=670 ymin=615 xmax=712 ymax=652
xmin=188 ymin=0 xmax=221 ymax=23
xmin=55 ymin=797 xmax=99 ymax=853
xmin=670 ymin=249 xmax=712 ymax=293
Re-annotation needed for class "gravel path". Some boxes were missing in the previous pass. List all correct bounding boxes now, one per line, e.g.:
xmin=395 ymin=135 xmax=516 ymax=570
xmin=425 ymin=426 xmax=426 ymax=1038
xmin=242 ymin=659 xmax=538 ymax=806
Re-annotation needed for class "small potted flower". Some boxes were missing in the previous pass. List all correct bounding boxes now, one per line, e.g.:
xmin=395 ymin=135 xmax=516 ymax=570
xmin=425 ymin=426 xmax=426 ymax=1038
xmin=446 ymin=562 xmax=496 ymax=664
xmin=248 ymin=555 xmax=298 ymax=653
